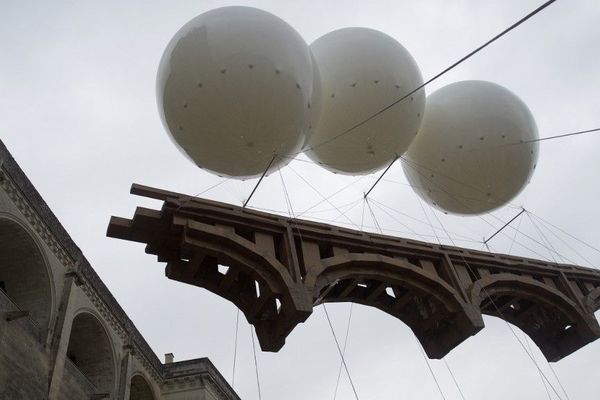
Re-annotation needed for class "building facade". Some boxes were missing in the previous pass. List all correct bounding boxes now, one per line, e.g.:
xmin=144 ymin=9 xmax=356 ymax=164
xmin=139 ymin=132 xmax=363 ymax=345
xmin=0 ymin=140 xmax=240 ymax=400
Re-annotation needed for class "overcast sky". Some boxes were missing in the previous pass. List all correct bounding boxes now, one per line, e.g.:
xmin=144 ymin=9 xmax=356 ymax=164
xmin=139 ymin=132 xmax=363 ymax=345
xmin=2 ymin=1 xmax=600 ymax=399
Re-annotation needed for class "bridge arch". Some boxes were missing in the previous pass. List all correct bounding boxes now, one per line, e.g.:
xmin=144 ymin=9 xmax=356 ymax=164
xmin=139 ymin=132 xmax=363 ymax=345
xmin=469 ymin=273 xmax=600 ymax=361
xmin=312 ymin=253 xmax=483 ymax=358
xmin=0 ymin=215 xmax=54 ymax=331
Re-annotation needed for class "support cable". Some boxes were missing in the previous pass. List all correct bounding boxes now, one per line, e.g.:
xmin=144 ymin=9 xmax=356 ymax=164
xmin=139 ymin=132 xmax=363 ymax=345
xmin=296 ymin=176 xmax=367 ymax=218
xmin=251 ymin=198 xmax=363 ymax=219
xmin=410 ymin=196 xmax=466 ymax=399
xmin=369 ymin=200 xmax=421 ymax=237
xmin=231 ymin=309 xmax=240 ymax=387
xmin=363 ymin=155 xmax=399 ymax=199
xmin=367 ymin=202 xmax=448 ymax=400
xmin=508 ymin=211 xmax=525 ymax=254
xmin=286 ymin=164 xmax=361 ymax=229
xmin=333 ymin=303 xmax=354 ymax=400
xmin=278 ymin=168 xmax=361 ymax=400
xmin=417 ymin=341 xmax=447 ymax=400
xmin=369 ymin=197 xmax=481 ymax=243
xmin=365 ymin=198 xmax=383 ymax=234
xmin=523 ymin=215 xmax=573 ymax=400
xmin=243 ymin=154 xmax=277 ymax=208
xmin=527 ymin=212 xmax=562 ymax=263
xmin=443 ymin=359 xmax=466 ymax=400
xmin=323 ymin=304 xmax=360 ymax=400
xmin=427 ymin=207 xmax=564 ymax=399
xmin=360 ymin=199 xmax=367 ymax=230
xmin=300 ymin=0 xmax=557 ymax=155
xmin=250 ymin=328 xmax=263 ymax=400
xmin=549 ymin=364 xmax=571 ymax=400
xmin=399 ymin=156 xmax=576 ymax=264
xmin=526 ymin=210 xmax=600 ymax=255
xmin=524 ymin=334 xmax=553 ymax=400
xmin=528 ymin=212 xmax=597 ymax=266
xmin=279 ymin=170 xmax=366 ymax=400
xmin=498 ymin=127 xmax=600 ymax=148
xmin=504 ymin=215 xmax=554 ymax=400
xmin=484 ymin=208 xmax=526 ymax=244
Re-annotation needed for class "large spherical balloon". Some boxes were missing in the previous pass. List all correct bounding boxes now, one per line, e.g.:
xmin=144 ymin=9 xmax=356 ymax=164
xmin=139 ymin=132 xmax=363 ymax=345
xmin=402 ymin=80 xmax=539 ymax=215
xmin=157 ymin=6 xmax=317 ymax=178
xmin=304 ymin=50 xmax=323 ymax=147
xmin=304 ymin=27 xmax=425 ymax=175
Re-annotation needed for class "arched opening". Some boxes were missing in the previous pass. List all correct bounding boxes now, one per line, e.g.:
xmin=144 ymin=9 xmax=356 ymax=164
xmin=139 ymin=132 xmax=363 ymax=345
xmin=66 ymin=312 xmax=116 ymax=396
xmin=129 ymin=375 xmax=155 ymax=400
xmin=470 ymin=273 xmax=600 ymax=361
xmin=312 ymin=254 xmax=484 ymax=358
xmin=0 ymin=217 xmax=52 ymax=330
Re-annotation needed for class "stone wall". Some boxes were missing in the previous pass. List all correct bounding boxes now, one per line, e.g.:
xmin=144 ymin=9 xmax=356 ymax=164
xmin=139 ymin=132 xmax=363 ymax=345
xmin=0 ymin=289 xmax=49 ymax=400
xmin=0 ymin=139 xmax=240 ymax=400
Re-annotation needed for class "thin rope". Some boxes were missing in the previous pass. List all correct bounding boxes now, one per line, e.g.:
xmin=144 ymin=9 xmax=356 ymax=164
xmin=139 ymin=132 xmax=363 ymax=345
xmin=443 ymin=359 xmax=466 ymax=400
xmin=484 ymin=208 xmax=526 ymax=244
xmin=497 ymin=127 xmax=600 ymax=148
xmin=333 ymin=303 xmax=354 ymax=400
xmin=360 ymin=199 xmax=366 ymax=230
xmin=300 ymin=0 xmax=557 ymax=155
xmin=523 ymin=215 xmax=573 ymax=400
xmin=505 ymin=226 xmax=551 ymax=400
xmin=278 ymin=169 xmax=363 ymax=400
xmin=549 ymin=364 xmax=571 ymax=400
xmin=243 ymin=154 xmax=277 ymax=208
xmin=296 ymin=176 xmax=366 ymax=218
xmin=330 ymin=199 xmax=364 ymax=225
xmin=365 ymin=198 xmax=383 ymax=234
xmin=370 ymin=196 xmax=486 ymax=243
xmin=527 ymin=212 xmax=561 ymax=263
xmin=533 ymin=213 xmax=595 ymax=267
xmin=369 ymin=200 xmax=421 ymax=237
xmin=524 ymin=334 xmax=553 ymax=400
xmin=323 ymin=304 xmax=360 ymax=400
xmin=397 ymin=196 xmax=465 ymax=399
xmin=363 ymin=155 xmax=399 ymax=198
xmin=417 ymin=196 xmax=442 ymax=245
xmin=428 ymin=207 xmax=564 ymax=399
xmin=399 ymin=156 xmax=576 ymax=264
xmin=287 ymin=164 xmax=361 ymax=229
xmin=366 ymin=199 xmax=448 ymax=400
xmin=250 ymin=327 xmax=263 ymax=400
xmin=526 ymin=210 xmax=600 ymax=255
xmin=417 ymin=342 xmax=447 ymax=400
xmin=508 ymin=211 xmax=525 ymax=254
xmin=231 ymin=308 xmax=240 ymax=387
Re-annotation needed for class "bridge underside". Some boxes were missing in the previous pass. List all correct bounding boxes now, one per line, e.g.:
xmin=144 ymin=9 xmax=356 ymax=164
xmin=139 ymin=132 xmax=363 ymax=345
xmin=107 ymin=184 xmax=600 ymax=361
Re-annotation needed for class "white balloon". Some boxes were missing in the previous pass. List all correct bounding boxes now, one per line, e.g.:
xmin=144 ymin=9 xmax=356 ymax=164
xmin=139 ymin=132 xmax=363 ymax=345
xmin=304 ymin=50 xmax=323 ymax=147
xmin=305 ymin=27 xmax=425 ymax=175
xmin=402 ymin=80 xmax=539 ymax=215
xmin=157 ymin=6 xmax=317 ymax=178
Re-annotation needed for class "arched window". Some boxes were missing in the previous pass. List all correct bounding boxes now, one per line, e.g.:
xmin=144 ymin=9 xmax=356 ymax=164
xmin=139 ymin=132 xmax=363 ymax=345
xmin=129 ymin=375 xmax=156 ymax=400
xmin=66 ymin=312 xmax=116 ymax=396
xmin=0 ymin=217 xmax=52 ymax=330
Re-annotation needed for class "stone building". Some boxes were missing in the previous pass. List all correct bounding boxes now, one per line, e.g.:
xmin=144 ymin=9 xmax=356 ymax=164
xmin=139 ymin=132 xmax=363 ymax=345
xmin=0 ymin=139 xmax=240 ymax=400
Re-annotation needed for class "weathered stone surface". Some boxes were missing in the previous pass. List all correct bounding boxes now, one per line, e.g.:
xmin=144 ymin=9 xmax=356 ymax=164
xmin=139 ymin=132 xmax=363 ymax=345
xmin=0 ymin=290 xmax=49 ymax=400
xmin=0 ymin=139 xmax=240 ymax=400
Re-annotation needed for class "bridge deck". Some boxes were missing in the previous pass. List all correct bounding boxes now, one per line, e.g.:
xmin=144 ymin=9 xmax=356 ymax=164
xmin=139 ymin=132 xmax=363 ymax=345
xmin=107 ymin=183 xmax=600 ymax=361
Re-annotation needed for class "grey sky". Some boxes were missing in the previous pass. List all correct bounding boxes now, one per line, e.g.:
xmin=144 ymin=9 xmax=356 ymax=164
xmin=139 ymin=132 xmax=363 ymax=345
xmin=2 ymin=0 xmax=600 ymax=399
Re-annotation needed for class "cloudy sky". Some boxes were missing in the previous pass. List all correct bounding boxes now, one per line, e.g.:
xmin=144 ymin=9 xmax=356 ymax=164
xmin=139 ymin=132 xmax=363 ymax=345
xmin=2 ymin=0 xmax=600 ymax=399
